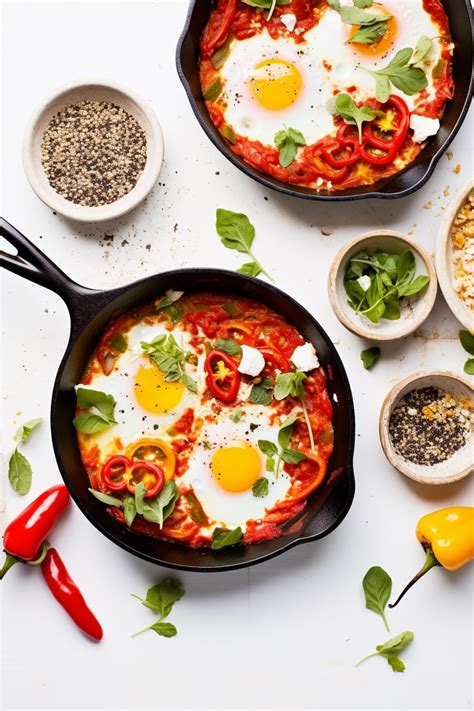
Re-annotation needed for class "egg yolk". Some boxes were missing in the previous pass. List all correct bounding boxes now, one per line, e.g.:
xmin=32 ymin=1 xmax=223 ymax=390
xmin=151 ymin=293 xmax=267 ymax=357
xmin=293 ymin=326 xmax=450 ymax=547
xmin=211 ymin=441 xmax=262 ymax=493
xmin=134 ymin=365 xmax=184 ymax=414
xmin=348 ymin=5 xmax=397 ymax=57
xmin=251 ymin=58 xmax=303 ymax=111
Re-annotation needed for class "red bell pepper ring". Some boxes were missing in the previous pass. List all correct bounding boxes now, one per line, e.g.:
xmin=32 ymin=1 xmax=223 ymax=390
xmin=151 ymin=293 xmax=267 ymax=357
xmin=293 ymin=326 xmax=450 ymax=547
xmin=41 ymin=548 xmax=103 ymax=641
xmin=205 ymin=349 xmax=240 ymax=403
xmin=310 ymin=146 xmax=349 ymax=183
xmin=360 ymin=94 xmax=410 ymax=165
xmin=201 ymin=0 xmax=236 ymax=56
xmin=258 ymin=346 xmax=291 ymax=373
xmin=0 ymin=484 xmax=70 ymax=579
xmin=101 ymin=455 xmax=164 ymax=499
xmin=322 ymin=135 xmax=360 ymax=168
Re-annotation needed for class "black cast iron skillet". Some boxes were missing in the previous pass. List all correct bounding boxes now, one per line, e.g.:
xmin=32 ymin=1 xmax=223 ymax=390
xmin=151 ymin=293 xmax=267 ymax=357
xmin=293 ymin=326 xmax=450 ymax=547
xmin=0 ymin=217 xmax=355 ymax=572
xmin=176 ymin=0 xmax=473 ymax=201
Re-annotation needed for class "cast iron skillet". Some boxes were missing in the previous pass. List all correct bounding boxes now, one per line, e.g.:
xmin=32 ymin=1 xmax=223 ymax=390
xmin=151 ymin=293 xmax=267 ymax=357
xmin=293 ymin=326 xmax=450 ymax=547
xmin=0 ymin=217 xmax=355 ymax=572
xmin=176 ymin=0 xmax=473 ymax=202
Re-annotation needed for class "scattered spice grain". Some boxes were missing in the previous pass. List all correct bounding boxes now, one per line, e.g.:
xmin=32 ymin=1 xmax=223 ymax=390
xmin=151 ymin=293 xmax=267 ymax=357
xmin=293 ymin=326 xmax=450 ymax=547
xmin=41 ymin=100 xmax=147 ymax=207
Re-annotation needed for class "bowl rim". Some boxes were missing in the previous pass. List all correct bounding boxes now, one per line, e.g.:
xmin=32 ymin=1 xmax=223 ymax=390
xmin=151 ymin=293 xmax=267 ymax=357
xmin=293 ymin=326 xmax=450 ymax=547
xmin=435 ymin=178 xmax=474 ymax=331
xmin=379 ymin=369 xmax=474 ymax=484
xmin=176 ymin=0 xmax=474 ymax=202
xmin=327 ymin=229 xmax=438 ymax=341
xmin=22 ymin=78 xmax=164 ymax=223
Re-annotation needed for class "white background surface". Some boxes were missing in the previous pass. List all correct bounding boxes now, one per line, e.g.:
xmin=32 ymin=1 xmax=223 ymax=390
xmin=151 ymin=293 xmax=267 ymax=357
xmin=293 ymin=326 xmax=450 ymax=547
xmin=1 ymin=2 xmax=473 ymax=710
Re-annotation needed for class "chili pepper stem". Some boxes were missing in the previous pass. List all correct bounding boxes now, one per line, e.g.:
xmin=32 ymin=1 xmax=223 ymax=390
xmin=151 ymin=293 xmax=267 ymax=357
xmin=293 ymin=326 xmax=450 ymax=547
xmin=0 ymin=553 xmax=19 ymax=579
xmin=355 ymin=652 xmax=379 ymax=667
xmin=388 ymin=545 xmax=441 ymax=609
xmin=301 ymin=396 xmax=316 ymax=453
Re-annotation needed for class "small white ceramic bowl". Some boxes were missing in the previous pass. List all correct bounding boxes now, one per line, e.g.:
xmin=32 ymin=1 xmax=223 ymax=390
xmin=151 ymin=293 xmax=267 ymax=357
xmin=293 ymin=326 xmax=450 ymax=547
xmin=436 ymin=179 xmax=474 ymax=331
xmin=379 ymin=370 xmax=473 ymax=485
xmin=23 ymin=80 xmax=164 ymax=223
xmin=328 ymin=230 xmax=438 ymax=341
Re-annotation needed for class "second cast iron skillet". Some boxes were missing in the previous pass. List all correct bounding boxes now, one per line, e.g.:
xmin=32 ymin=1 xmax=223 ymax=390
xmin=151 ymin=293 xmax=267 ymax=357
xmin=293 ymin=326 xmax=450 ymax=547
xmin=0 ymin=218 xmax=355 ymax=571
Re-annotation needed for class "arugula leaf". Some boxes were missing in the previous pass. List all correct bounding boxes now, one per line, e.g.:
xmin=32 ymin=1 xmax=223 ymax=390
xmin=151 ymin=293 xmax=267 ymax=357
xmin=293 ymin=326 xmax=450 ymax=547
xmin=252 ymin=477 xmax=269 ymax=497
xmin=348 ymin=20 xmax=388 ymax=45
xmin=149 ymin=622 xmax=177 ymax=638
xmin=8 ymin=450 xmax=32 ymax=496
xmin=356 ymin=631 xmax=414 ymax=671
xmin=211 ymin=526 xmax=243 ymax=549
xmin=73 ymin=388 xmax=117 ymax=434
xmin=464 ymin=359 xmax=474 ymax=375
xmin=362 ymin=566 xmax=392 ymax=631
xmin=124 ymin=495 xmax=137 ymax=527
xmin=216 ymin=209 xmax=273 ymax=282
xmin=274 ymin=127 xmax=306 ymax=167
xmin=361 ymin=347 xmax=381 ymax=370
xmin=410 ymin=35 xmax=433 ymax=65
xmin=329 ymin=93 xmax=376 ymax=141
xmin=249 ymin=376 xmax=274 ymax=406
xmin=131 ymin=577 xmax=185 ymax=639
xmin=89 ymin=488 xmax=124 ymax=507
xmin=459 ymin=330 xmax=474 ymax=355
xmin=360 ymin=46 xmax=428 ymax=101
xmin=203 ymin=78 xmax=222 ymax=101
xmin=141 ymin=334 xmax=198 ymax=393
xmin=214 ymin=338 xmax=242 ymax=356
xmin=141 ymin=481 xmax=180 ymax=528
xmin=14 ymin=417 xmax=42 ymax=445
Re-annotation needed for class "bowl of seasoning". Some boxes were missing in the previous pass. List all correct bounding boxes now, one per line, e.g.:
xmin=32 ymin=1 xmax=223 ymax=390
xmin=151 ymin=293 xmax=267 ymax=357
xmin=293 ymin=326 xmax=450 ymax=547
xmin=328 ymin=230 xmax=438 ymax=341
xmin=435 ymin=179 xmax=474 ymax=331
xmin=23 ymin=81 xmax=164 ymax=222
xmin=379 ymin=371 xmax=473 ymax=485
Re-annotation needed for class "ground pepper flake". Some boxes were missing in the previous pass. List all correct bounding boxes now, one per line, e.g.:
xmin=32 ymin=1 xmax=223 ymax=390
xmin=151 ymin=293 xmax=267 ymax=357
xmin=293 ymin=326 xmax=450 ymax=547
xmin=389 ymin=387 xmax=472 ymax=466
xmin=41 ymin=100 xmax=147 ymax=207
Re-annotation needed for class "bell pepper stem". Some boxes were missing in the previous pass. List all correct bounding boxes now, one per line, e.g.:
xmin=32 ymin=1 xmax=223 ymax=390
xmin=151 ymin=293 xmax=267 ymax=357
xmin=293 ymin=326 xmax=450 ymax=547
xmin=389 ymin=545 xmax=441 ymax=608
xmin=0 ymin=553 xmax=19 ymax=579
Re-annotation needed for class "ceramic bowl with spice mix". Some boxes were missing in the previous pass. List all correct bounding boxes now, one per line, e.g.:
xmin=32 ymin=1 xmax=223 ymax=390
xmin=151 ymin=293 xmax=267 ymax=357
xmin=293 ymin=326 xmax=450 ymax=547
xmin=436 ymin=179 xmax=474 ymax=331
xmin=328 ymin=231 xmax=438 ymax=341
xmin=23 ymin=81 xmax=164 ymax=222
xmin=379 ymin=371 xmax=473 ymax=485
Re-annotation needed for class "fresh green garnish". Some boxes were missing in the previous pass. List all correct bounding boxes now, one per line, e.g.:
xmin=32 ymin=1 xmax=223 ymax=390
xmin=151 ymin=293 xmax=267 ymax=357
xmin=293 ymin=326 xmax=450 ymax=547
xmin=359 ymin=46 xmax=428 ymax=102
xmin=459 ymin=330 xmax=474 ymax=355
xmin=214 ymin=338 xmax=242 ymax=355
xmin=155 ymin=296 xmax=184 ymax=324
xmin=8 ymin=417 xmax=42 ymax=495
xmin=249 ymin=376 xmax=274 ymax=406
xmin=410 ymin=35 xmax=433 ymax=65
xmin=131 ymin=577 xmax=185 ymax=639
xmin=258 ymin=415 xmax=307 ymax=478
xmin=89 ymin=488 xmax=125 ymax=507
xmin=361 ymin=347 xmax=381 ymax=370
xmin=89 ymin=480 xmax=180 ymax=529
xmin=141 ymin=334 xmax=198 ymax=393
xmin=344 ymin=248 xmax=430 ymax=324
xmin=203 ymin=78 xmax=222 ymax=101
xmin=464 ymin=359 xmax=474 ymax=375
xmin=222 ymin=301 xmax=238 ymax=317
xmin=274 ymin=371 xmax=316 ymax=452
xmin=327 ymin=93 xmax=377 ymax=142
xmin=220 ymin=124 xmax=236 ymax=144
xmin=274 ymin=127 xmax=306 ymax=167
xmin=216 ymin=209 xmax=273 ymax=282
xmin=356 ymin=631 xmax=414 ymax=672
xmin=211 ymin=35 xmax=234 ymax=69
xmin=328 ymin=0 xmax=392 ymax=46
xmin=73 ymin=388 xmax=117 ymax=434
xmin=229 ymin=408 xmax=244 ymax=423
xmin=348 ymin=20 xmax=389 ymax=45
xmin=211 ymin=526 xmax=243 ymax=549
xmin=353 ymin=0 xmax=373 ymax=7
xmin=110 ymin=333 xmax=127 ymax=353
xmin=241 ymin=0 xmax=290 ymax=21
xmin=252 ymin=477 xmax=269 ymax=498
xmin=363 ymin=566 xmax=392 ymax=631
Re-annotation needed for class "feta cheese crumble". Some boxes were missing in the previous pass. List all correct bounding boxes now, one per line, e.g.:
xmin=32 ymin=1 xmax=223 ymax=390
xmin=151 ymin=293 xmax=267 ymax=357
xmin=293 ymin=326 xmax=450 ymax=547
xmin=238 ymin=345 xmax=265 ymax=377
xmin=409 ymin=115 xmax=440 ymax=144
xmin=290 ymin=342 xmax=320 ymax=372
xmin=357 ymin=275 xmax=371 ymax=291
xmin=280 ymin=13 xmax=297 ymax=31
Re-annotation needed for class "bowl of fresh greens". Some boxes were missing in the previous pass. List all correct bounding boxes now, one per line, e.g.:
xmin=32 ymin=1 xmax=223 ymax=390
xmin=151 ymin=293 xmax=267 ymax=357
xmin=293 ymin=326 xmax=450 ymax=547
xmin=328 ymin=230 xmax=438 ymax=341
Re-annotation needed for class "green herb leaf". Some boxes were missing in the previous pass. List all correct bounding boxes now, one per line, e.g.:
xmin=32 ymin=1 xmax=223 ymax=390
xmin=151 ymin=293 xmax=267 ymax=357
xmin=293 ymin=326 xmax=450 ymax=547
xmin=464 ymin=359 xmax=474 ymax=375
xmin=110 ymin=333 xmax=128 ymax=353
xmin=134 ymin=482 xmax=147 ymax=515
xmin=229 ymin=409 xmax=244 ymax=423
xmin=281 ymin=448 xmax=307 ymax=464
xmin=141 ymin=481 xmax=179 ymax=528
xmin=89 ymin=488 xmax=124 ymax=507
xmin=149 ymin=622 xmax=177 ymax=638
xmin=459 ymin=330 xmax=474 ymax=355
xmin=353 ymin=0 xmax=373 ymax=7
xmin=361 ymin=46 xmax=428 ymax=100
xmin=330 ymin=93 xmax=376 ymax=141
xmin=274 ymin=126 xmax=306 ymax=167
xmin=220 ymin=124 xmax=236 ymax=144
xmin=236 ymin=261 xmax=262 ymax=277
xmin=211 ymin=35 xmax=234 ymax=69
xmin=14 ymin=417 xmax=42 ymax=445
xmin=387 ymin=656 xmax=406 ymax=672
xmin=252 ymin=477 xmax=269 ymax=497
xmin=223 ymin=301 xmax=238 ymax=317
xmin=8 ymin=449 xmax=32 ymax=495
xmin=347 ymin=20 xmax=388 ymax=45
xmin=274 ymin=371 xmax=306 ymax=400
xmin=266 ymin=457 xmax=276 ymax=472
xmin=74 ymin=388 xmax=117 ymax=434
xmin=362 ymin=566 xmax=392 ymax=631
xmin=131 ymin=577 xmax=185 ymax=640
xmin=203 ymin=78 xmax=222 ymax=101
xmin=124 ymin=495 xmax=137 ymax=527
xmin=339 ymin=6 xmax=388 ymax=25
xmin=249 ymin=376 xmax=274 ymax=406
xmin=397 ymin=274 xmax=430 ymax=298
xmin=278 ymin=414 xmax=299 ymax=449
xmin=216 ymin=209 xmax=273 ymax=281
xmin=356 ymin=631 xmax=414 ymax=671
xmin=185 ymin=493 xmax=210 ymax=526
xmin=141 ymin=334 xmax=197 ymax=393
xmin=361 ymin=347 xmax=381 ymax=370
xmin=410 ymin=35 xmax=433 ymax=65
xmin=258 ymin=439 xmax=278 ymax=457
xmin=241 ymin=0 xmax=290 ymax=9
xmin=214 ymin=338 xmax=242 ymax=355
xmin=72 ymin=412 xmax=114 ymax=434
xmin=211 ymin=526 xmax=243 ymax=549
xmin=327 ymin=0 xmax=340 ymax=9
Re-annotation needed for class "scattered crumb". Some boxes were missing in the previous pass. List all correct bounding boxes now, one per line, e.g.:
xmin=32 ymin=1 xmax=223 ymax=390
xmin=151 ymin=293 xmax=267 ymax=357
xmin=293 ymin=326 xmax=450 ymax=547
xmin=121 ymin=239 xmax=129 ymax=247
xmin=423 ymin=201 xmax=432 ymax=209
xmin=320 ymin=226 xmax=334 ymax=236
xmin=408 ymin=230 xmax=414 ymax=236
xmin=443 ymin=186 xmax=450 ymax=197
xmin=446 ymin=150 xmax=454 ymax=160
xmin=145 ymin=244 xmax=151 ymax=251
xmin=453 ymin=164 xmax=461 ymax=174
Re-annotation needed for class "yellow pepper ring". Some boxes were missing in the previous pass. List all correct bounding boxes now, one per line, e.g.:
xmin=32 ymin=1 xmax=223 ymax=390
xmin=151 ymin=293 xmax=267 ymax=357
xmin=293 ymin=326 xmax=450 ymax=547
xmin=125 ymin=438 xmax=176 ymax=481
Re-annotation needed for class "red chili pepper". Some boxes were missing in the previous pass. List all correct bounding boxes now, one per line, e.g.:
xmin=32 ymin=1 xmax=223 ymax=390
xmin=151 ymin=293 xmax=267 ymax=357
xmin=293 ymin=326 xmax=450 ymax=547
xmin=41 ymin=548 xmax=103 ymax=641
xmin=0 ymin=485 xmax=70 ymax=579
xmin=205 ymin=349 xmax=240 ymax=403
xmin=201 ymin=0 xmax=236 ymax=56
xmin=101 ymin=455 xmax=164 ymax=499
xmin=258 ymin=346 xmax=291 ymax=373
xmin=310 ymin=146 xmax=349 ymax=183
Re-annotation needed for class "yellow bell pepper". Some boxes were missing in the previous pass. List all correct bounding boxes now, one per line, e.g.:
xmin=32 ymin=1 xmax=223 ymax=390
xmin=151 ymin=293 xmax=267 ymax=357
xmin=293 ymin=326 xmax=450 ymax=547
xmin=390 ymin=507 xmax=474 ymax=608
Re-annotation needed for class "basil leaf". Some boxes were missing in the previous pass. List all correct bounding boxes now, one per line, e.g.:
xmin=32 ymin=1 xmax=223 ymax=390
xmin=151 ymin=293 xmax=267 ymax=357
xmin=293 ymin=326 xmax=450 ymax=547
xmin=211 ymin=526 xmax=243 ymax=550
xmin=360 ymin=347 xmax=380 ymax=370
xmin=110 ymin=333 xmax=127 ymax=353
xmin=258 ymin=439 xmax=278 ymax=457
xmin=89 ymin=488 xmax=124 ymax=507
xmin=141 ymin=481 xmax=179 ymax=528
xmin=282 ymin=448 xmax=307 ymax=464
xmin=332 ymin=93 xmax=376 ymax=141
xmin=459 ymin=330 xmax=474 ymax=355
xmin=76 ymin=388 xmax=117 ymax=422
xmin=274 ymin=371 xmax=306 ymax=400
xmin=214 ymin=338 xmax=242 ymax=355
xmin=8 ymin=449 xmax=32 ymax=495
xmin=236 ymin=261 xmax=262 ymax=277
xmin=387 ymin=656 xmax=406 ymax=672
xmin=14 ymin=417 xmax=42 ymax=445
xmin=185 ymin=493 xmax=210 ymax=526
xmin=339 ymin=6 xmax=386 ymax=25
xmin=382 ymin=299 xmax=401 ymax=320
xmin=149 ymin=622 xmax=177 ymax=638
xmin=274 ymin=127 xmax=306 ymax=167
xmin=410 ymin=35 xmax=432 ymax=65
xmin=398 ymin=274 xmax=430 ymax=298
xmin=134 ymin=482 xmax=146 ymax=515
xmin=203 ymin=78 xmax=222 ymax=101
xmin=347 ymin=20 xmax=388 ymax=45
xmin=124 ymin=496 xmax=137 ymax=527
xmin=353 ymin=0 xmax=373 ymax=7
xmin=249 ymin=377 xmax=273 ymax=405
xmin=363 ymin=566 xmax=392 ymax=631
xmin=216 ymin=209 xmax=255 ymax=253
xmin=241 ymin=0 xmax=290 ymax=8
xmin=327 ymin=0 xmax=340 ymax=9
xmin=376 ymin=631 xmax=414 ymax=656
xmin=252 ymin=477 xmax=269 ymax=497
xmin=220 ymin=124 xmax=236 ymax=144
xmin=182 ymin=372 xmax=198 ymax=394
xmin=266 ymin=457 xmax=276 ymax=472
xmin=464 ymin=359 xmax=474 ymax=375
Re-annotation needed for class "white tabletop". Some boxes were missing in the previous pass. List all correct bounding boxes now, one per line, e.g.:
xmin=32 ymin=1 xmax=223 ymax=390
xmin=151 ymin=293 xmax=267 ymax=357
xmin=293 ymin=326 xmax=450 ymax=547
xmin=1 ymin=2 xmax=473 ymax=710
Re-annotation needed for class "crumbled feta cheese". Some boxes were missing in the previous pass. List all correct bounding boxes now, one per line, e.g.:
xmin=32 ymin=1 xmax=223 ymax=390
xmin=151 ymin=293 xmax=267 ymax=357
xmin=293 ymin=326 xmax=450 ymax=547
xmin=165 ymin=289 xmax=184 ymax=302
xmin=408 ymin=408 xmax=417 ymax=416
xmin=316 ymin=177 xmax=324 ymax=187
xmin=409 ymin=115 xmax=440 ymax=144
xmin=280 ymin=13 xmax=296 ymax=31
xmin=357 ymin=275 xmax=371 ymax=291
xmin=290 ymin=342 xmax=320 ymax=372
xmin=238 ymin=345 xmax=265 ymax=377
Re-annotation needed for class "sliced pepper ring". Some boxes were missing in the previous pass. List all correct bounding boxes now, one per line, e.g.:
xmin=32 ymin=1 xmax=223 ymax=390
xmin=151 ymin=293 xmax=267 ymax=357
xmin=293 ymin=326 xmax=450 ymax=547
xmin=101 ymin=455 xmax=164 ymax=499
xmin=125 ymin=438 xmax=176 ymax=481
xmin=205 ymin=349 xmax=240 ymax=403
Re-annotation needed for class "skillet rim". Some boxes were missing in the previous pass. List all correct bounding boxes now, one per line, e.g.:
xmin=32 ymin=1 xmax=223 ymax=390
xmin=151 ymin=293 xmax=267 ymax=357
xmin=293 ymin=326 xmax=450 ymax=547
xmin=49 ymin=267 xmax=356 ymax=572
xmin=175 ymin=0 xmax=474 ymax=202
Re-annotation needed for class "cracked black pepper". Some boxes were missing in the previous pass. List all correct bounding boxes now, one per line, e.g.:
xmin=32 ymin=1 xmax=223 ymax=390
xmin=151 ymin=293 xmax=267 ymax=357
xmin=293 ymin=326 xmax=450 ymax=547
xmin=389 ymin=386 xmax=472 ymax=466
xmin=41 ymin=100 xmax=147 ymax=207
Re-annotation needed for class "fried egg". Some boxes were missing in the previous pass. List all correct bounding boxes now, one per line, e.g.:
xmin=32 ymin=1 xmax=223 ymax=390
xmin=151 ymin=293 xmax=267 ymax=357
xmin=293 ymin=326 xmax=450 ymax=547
xmin=219 ymin=0 xmax=446 ymax=148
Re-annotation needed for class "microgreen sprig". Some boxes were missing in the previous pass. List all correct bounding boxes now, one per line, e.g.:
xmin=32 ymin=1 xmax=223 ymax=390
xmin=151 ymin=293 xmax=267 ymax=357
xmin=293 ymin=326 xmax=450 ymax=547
xmin=258 ymin=414 xmax=307 ymax=478
xmin=141 ymin=334 xmax=198 ymax=393
xmin=358 ymin=46 xmax=428 ymax=102
xmin=274 ymin=371 xmax=316 ymax=453
xmin=216 ymin=209 xmax=274 ymax=282
xmin=8 ymin=417 xmax=42 ymax=495
xmin=131 ymin=577 xmax=185 ymax=639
